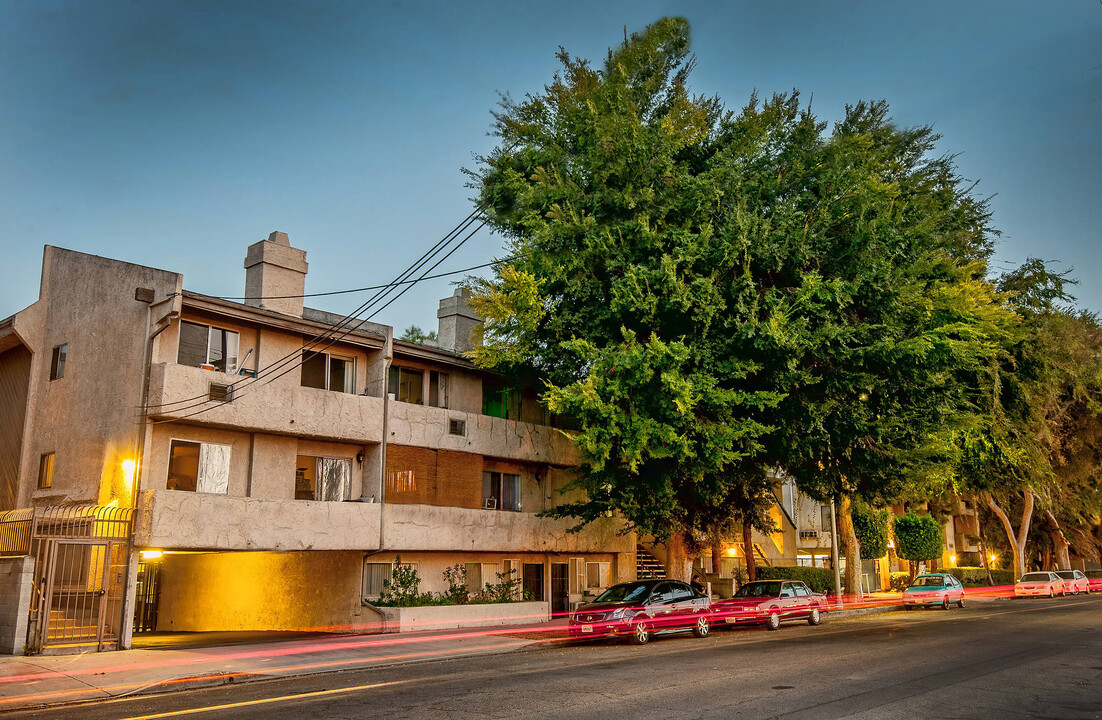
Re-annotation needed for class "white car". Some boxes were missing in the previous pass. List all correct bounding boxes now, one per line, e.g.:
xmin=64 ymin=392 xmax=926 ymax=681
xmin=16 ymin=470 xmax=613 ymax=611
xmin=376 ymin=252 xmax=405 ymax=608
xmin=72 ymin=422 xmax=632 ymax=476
xmin=1014 ymin=572 xmax=1064 ymax=598
xmin=1054 ymin=570 xmax=1090 ymax=594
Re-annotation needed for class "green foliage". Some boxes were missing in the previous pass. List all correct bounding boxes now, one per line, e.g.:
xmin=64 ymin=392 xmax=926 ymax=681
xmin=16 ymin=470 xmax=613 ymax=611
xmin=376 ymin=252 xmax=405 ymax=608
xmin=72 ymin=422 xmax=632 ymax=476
xmin=479 ymin=568 xmax=522 ymax=604
xmin=442 ymin=563 xmax=471 ymax=604
xmin=851 ymin=503 xmax=891 ymax=559
xmin=893 ymin=512 xmax=944 ymax=561
xmin=939 ymin=566 xmax=1016 ymax=587
xmin=755 ymin=565 xmax=836 ymax=594
xmin=399 ymin=325 xmax=437 ymax=344
xmin=469 ymin=17 xmax=1013 ymax=547
xmin=889 ymin=572 xmax=911 ymax=591
xmin=377 ymin=557 xmax=426 ymax=607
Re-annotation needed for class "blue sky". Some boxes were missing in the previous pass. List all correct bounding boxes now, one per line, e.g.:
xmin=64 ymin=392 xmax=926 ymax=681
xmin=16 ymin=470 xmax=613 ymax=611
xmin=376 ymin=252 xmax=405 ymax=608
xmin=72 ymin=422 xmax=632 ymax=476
xmin=2 ymin=1 xmax=1099 ymax=332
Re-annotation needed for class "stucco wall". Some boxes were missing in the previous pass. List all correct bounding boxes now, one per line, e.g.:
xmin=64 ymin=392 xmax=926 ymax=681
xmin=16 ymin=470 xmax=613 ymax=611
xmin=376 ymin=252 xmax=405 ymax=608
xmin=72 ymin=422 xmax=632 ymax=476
xmin=147 ymin=362 xmax=386 ymax=444
xmin=388 ymin=402 xmax=578 ymax=466
xmin=155 ymin=550 xmax=374 ymax=632
xmin=372 ymin=601 xmax=549 ymax=633
xmin=381 ymin=503 xmax=633 ymax=554
xmin=134 ymin=489 xmax=382 ymax=551
xmin=21 ymin=247 xmax=181 ymax=507
xmin=0 ymin=556 xmax=33 ymax=655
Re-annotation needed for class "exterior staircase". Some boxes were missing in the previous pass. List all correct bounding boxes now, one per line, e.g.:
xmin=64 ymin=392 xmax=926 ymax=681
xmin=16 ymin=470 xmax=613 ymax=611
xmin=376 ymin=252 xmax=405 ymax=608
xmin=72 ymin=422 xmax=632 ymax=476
xmin=636 ymin=546 xmax=666 ymax=579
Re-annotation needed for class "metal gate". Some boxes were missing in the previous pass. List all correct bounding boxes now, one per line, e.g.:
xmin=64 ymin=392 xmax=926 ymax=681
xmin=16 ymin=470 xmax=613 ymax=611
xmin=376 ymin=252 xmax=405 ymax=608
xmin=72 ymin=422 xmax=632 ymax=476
xmin=0 ymin=505 xmax=134 ymax=653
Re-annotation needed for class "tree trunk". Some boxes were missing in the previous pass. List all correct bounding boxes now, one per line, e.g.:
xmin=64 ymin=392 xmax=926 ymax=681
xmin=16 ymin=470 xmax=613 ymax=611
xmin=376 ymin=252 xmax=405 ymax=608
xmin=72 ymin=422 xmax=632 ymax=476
xmin=664 ymin=531 xmax=693 ymax=582
xmin=977 ymin=536 xmax=995 ymax=586
xmin=742 ymin=522 xmax=757 ymax=582
xmin=710 ymin=534 xmax=722 ymax=575
xmin=838 ymin=495 xmax=863 ymax=598
xmin=983 ymin=490 xmax=1034 ymax=578
xmin=1043 ymin=509 xmax=1072 ymax=570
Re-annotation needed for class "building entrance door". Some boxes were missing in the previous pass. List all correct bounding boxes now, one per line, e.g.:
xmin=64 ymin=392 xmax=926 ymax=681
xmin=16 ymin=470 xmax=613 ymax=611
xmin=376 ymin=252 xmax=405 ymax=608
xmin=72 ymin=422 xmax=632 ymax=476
xmin=550 ymin=563 xmax=569 ymax=615
xmin=522 ymin=563 xmax=544 ymax=602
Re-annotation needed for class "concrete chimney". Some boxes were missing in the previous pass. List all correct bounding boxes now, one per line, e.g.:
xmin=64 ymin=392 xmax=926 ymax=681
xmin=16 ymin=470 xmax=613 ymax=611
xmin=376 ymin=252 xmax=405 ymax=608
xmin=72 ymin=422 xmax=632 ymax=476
xmin=244 ymin=231 xmax=308 ymax=317
xmin=437 ymin=288 xmax=482 ymax=354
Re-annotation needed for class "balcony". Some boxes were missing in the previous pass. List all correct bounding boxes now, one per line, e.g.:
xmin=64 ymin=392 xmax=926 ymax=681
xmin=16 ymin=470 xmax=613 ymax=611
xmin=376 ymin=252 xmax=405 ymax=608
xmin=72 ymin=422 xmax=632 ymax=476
xmin=381 ymin=503 xmax=632 ymax=554
xmin=134 ymin=489 xmax=381 ymax=551
xmin=387 ymin=402 xmax=579 ymax=466
xmin=147 ymin=362 xmax=384 ymax=443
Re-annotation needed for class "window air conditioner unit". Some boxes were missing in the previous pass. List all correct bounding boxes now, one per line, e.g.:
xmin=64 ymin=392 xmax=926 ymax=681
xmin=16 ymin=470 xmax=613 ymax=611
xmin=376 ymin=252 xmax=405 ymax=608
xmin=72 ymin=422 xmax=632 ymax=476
xmin=483 ymin=497 xmax=497 ymax=510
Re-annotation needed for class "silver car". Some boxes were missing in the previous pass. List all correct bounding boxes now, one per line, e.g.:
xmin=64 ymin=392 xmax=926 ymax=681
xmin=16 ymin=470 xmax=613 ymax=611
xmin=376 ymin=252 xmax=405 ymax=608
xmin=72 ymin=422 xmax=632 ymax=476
xmin=1054 ymin=570 xmax=1091 ymax=595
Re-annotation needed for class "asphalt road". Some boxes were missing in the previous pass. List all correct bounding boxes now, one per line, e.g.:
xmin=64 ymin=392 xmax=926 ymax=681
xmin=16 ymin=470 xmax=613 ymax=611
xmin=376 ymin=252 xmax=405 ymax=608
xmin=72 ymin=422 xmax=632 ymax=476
xmin=8 ymin=595 xmax=1101 ymax=720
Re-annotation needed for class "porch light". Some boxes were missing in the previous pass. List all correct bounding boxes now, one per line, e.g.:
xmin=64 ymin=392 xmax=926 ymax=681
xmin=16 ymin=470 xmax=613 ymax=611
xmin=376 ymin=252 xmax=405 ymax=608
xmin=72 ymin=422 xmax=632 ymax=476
xmin=122 ymin=459 xmax=136 ymax=484
xmin=950 ymin=554 xmax=956 ymax=566
xmin=726 ymin=548 xmax=737 ymax=557
xmin=140 ymin=550 xmax=163 ymax=560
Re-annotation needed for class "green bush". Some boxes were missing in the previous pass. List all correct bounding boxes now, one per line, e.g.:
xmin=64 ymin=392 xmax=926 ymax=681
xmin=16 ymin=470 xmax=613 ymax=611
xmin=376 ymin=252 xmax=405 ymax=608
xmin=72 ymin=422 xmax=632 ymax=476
xmin=755 ymin=566 xmax=836 ymax=594
xmin=889 ymin=571 xmax=910 ymax=591
xmin=893 ymin=511 xmax=944 ymax=561
xmin=938 ymin=566 xmax=1016 ymax=587
xmin=852 ymin=503 xmax=890 ymax=559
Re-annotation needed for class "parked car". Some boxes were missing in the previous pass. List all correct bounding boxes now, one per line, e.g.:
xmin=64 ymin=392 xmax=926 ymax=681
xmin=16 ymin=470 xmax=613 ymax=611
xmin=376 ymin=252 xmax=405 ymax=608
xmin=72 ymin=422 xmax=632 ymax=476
xmin=1086 ymin=570 xmax=1102 ymax=592
xmin=568 ymin=579 xmax=711 ymax=645
xmin=902 ymin=573 xmax=966 ymax=610
xmin=1054 ymin=570 xmax=1091 ymax=595
xmin=711 ymin=580 xmax=828 ymax=630
xmin=1015 ymin=572 xmax=1065 ymax=598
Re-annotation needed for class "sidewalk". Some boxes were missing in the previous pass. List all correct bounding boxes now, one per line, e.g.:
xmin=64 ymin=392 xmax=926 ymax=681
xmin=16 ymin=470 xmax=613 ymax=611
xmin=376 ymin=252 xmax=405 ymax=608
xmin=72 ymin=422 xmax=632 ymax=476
xmin=0 ymin=600 xmax=922 ymax=712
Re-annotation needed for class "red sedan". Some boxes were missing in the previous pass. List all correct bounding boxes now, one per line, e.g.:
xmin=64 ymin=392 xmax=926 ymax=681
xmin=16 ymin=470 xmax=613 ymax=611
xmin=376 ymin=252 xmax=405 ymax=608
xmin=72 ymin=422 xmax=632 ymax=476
xmin=712 ymin=579 xmax=828 ymax=631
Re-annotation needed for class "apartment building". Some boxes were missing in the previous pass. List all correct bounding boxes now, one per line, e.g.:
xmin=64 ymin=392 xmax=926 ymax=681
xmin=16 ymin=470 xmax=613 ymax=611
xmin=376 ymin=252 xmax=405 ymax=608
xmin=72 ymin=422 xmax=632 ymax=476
xmin=0 ymin=234 xmax=633 ymax=654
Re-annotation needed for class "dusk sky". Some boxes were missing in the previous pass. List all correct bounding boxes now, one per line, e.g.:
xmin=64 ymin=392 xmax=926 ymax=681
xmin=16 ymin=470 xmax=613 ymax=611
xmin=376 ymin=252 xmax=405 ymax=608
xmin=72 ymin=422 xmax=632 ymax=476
xmin=2 ymin=1 xmax=1099 ymax=333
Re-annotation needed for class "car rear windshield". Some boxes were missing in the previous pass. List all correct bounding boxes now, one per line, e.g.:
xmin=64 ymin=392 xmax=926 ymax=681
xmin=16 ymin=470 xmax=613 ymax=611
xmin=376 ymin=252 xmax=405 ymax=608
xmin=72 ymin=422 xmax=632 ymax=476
xmin=734 ymin=581 xmax=782 ymax=598
xmin=593 ymin=582 xmax=651 ymax=603
xmin=1020 ymin=573 xmax=1051 ymax=582
xmin=910 ymin=576 xmax=946 ymax=587
xmin=1054 ymin=571 xmax=1076 ymax=579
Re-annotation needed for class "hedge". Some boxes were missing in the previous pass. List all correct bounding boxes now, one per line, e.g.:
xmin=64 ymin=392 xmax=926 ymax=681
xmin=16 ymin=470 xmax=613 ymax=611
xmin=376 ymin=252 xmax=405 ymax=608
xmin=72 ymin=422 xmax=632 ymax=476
xmin=893 ymin=511 xmax=944 ymax=561
xmin=938 ymin=567 xmax=1016 ymax=587
xmin=755 ymin=566 xmax=836 ymax=594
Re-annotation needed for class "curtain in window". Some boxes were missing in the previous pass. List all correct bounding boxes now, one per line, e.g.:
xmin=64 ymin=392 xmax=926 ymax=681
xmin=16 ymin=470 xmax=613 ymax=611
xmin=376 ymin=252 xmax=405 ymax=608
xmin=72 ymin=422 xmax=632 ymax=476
xmin=502 ymin=473 xmax=520 ymax=511
xmin=319 ymin=457 xmax=351 ymax=502
xmin=197 ymin=443 xmax=231 ymax=494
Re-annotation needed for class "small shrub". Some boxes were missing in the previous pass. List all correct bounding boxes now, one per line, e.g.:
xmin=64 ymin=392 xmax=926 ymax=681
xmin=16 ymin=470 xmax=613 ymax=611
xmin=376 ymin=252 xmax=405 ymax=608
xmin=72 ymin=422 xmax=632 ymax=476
xmin=442 ymin=563 xmax=471 ymax=605
xmin=852 ymin=502 xmax=891 ymax=560
xmin=755 ymin=566 xmax=836 ymax=594
xmin=893 ymin=511 xmax=944 ymax=562
xmin=377 ymin=556 xmax=423 ymax=607
xmin=889 ymin=572 xmax=910 ymax=591
xmin=479 ymin=568 xmax=522 ymax=604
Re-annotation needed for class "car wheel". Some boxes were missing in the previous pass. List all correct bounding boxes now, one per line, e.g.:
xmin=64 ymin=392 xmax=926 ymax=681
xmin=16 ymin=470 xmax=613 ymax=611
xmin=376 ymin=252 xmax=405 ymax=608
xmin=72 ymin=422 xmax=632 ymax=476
xmin=941 ymin=598 xmax=950 ymax=610
xmin=808 ymin=608 xmax=821 ymax=626
xmin=957 ymin=595 xmax=965 ymax=609
xmin=693 ymin=615 xmax=709 ymax=638
xmin=630 ymin=620 xmax=650 ymax=645
xmin=766 ymin=611 xmax=781 ymax=631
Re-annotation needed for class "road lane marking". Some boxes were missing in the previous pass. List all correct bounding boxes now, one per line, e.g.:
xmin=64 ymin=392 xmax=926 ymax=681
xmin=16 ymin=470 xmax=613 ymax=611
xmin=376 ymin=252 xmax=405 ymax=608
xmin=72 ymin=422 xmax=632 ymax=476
xmin=116 ymin=680 xmax=409 ymax=720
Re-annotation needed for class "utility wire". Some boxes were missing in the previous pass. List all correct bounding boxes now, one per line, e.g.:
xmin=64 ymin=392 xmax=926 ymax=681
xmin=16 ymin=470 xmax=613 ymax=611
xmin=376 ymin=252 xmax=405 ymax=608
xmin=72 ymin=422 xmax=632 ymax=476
xmin=144 ymin=209 xmax=483 ymax=414
xmin=146 ymin=215 xmax=489 ymax=424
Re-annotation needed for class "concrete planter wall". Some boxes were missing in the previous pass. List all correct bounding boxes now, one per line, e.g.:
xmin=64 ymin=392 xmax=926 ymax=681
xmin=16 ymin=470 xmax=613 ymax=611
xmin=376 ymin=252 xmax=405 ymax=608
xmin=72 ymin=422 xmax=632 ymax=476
xmin=371 ymin=601 xmax=549 ymax=633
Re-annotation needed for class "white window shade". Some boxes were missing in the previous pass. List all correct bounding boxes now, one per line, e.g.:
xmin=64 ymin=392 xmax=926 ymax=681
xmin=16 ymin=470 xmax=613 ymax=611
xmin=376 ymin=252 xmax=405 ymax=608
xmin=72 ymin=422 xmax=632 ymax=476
xmin=319 ymin=457 xmax=351 ymax=502
xmin=196 ymin=443 xmax=231 ymax=494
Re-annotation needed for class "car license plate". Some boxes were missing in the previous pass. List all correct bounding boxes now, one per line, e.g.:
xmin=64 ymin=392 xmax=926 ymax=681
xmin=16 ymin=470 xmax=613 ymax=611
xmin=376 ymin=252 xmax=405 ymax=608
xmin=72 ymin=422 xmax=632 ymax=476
xmin=724 ymin=617 xmax=738 ymax=624
xmin=580 ymin=624 xmax=593 ymax=633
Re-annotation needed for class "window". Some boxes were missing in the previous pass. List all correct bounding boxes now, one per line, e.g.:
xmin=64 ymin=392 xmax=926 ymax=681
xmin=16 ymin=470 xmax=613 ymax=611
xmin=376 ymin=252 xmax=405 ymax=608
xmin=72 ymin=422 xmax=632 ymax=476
xmin=178 ymin=321 xmax=239 ymax=373
xmin=465 ymin=562 xmax=500 ymax=592
xmin=428 ymin=371 xmax=448 ymax=408
xmin=388 ymin=366 xmax=423 ymax=404
xmin=301 ymin=352 xmax=355 ymax=393
xmin=296 ymin=455 xmax=352 ymax=501
xmin=38 ymin=452 xmax=54 ymax=489
xmin=482 ymin=471 xmax=520 ymax=512
xmin=482 ymin=385 xmax=521 ymax=419
xmin=821 ymin=506 xmax=832 ymax=532
xmin=50 ymin=344 xmax=67 ymax=380
xmin=585 ymin=562 xmax=610 ymax=591
xmin=167 ymin=440 xmax=231 ymax=493
xmin=361 ymin=560 xmax=418 ymax=600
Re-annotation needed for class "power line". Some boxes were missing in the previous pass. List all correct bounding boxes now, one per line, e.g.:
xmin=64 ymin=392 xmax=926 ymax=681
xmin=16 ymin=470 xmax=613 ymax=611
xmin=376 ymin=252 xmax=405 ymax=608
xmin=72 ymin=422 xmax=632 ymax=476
xmin=196 ymin=256 xmax=518 ymax=301
xmin=145 ymin=214 xmax=490 ymax=424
